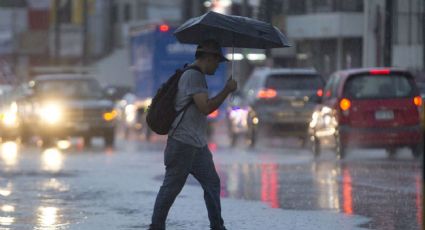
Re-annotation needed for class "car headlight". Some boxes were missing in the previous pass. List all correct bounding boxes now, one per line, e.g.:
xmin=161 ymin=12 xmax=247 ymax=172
xmin=103 ymin=109 xmax=117 ymax=121
xmin=2 ymin=111 xmax=18 ymax=127
xmin=229 ymin=107 xmax=249 ymax=127
xmin=40 ymin=102 xmax=62 ymax=124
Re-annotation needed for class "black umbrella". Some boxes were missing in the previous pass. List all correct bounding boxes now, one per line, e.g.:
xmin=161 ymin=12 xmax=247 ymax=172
xmin=174 ymin=11 xmax=290 ymax=77
xmin=174 ymin=11 xmax=290 ymax=49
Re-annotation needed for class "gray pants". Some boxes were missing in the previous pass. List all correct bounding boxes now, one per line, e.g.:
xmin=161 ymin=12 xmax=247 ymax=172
xmin=149 ymin=138 xmax=225 ymax=230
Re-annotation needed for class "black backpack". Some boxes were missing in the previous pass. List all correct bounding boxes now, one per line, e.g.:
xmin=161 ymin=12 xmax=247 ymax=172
xmin=146 ymin=65 xmax=201 ymax=135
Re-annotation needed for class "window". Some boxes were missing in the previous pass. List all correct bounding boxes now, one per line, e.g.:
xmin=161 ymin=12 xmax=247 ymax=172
xmin=287 ymin=0 xmax=306 ymax=15
xmin=344 ymin=74 xmax=414 ymax=99
xmin=337 ymin=0 xmax=363 ymax=12
xmin=323 ymin=74 xmax=336 ymax=98
xmin=312 ymin=0 xmax=333 ymax=13
xmin=265 ymin=74 xmax=323 ymax=90
xmin=36 ymin=79 xmax=103 ymax=98
xmin=394 ymin=0 xmax=424 ymax=45
xmin=111 ymin=4 xmax=118 ymax=24
xmin=124 ymin=4 xmax=131 ymax=22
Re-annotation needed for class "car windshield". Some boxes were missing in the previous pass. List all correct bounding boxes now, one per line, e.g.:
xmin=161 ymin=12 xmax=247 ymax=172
xmin=344 ymin=74 xmax=414 ymax=99
xmin=35 ymin=79 xmax=103 ymax=98
xmin=265 ymin=74 xmax=323 ymax=90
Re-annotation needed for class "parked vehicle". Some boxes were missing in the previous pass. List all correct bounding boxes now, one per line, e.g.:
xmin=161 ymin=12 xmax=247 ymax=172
xmin=227 ymin=67 xmax=325 ymax=147
xmin=20 ymin=75 xmax=117 ymax=147
xmin=309 ymin=68 xmax=423 ymax=159
xmin=119 ymin=94 xmax=152 ymax=140
xmin=129 ymin=23 xmax=227 ymax=140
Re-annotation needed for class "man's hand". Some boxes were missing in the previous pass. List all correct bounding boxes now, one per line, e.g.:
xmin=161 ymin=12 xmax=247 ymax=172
xmin=193 ymin=78 xmax=238 ymax=115
xmin=225 ymin=78 xmax=237 ymax=93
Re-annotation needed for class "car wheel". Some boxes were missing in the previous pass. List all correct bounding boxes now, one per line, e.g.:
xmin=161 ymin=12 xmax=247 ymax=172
xmin=335 ymin=134 xmax=346 ymax=159
xmin=248 ymin=126 xmax=257 ymax=148
xmin=104 ymin=130 xmax=115 ymax=147
xmin=311 ymin=136 xmax=321 ymax=158
xmin=83 ymin=136 xmax=92 ymax=147
xmin=228 ymin=131 xmax=237 ymax=147
xmin=410 ymin=144 xmax=422 ymax=159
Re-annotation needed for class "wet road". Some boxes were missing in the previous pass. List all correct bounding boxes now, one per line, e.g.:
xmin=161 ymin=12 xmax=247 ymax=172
xmin=0 ymin=133 xmax=422 ymax=229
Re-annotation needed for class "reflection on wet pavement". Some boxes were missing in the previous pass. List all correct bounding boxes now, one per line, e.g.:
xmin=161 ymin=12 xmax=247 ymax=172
xmin=42 ymin=178 xmax=69 ymax=192
xmin=0 ymin=182 xmax=12 ymax=197
xmin=36 ymin=206 xmax=69 ymax=229
xmin=0 ymin=142 xmax=74 ymax=229
xmin=57 ymin=140 xmax=71 ymax=150
xmin=0 ymin=216 xmax=14 ymax=227
xmin=41 ymin=148 xmax=64 ymax=172
xmin=1 ymin=205 xmax=14 ymax=213
xmin=0 ymin=138 xmax=422 ymax=229
xmin=1 ymin=141 xmax=18 ymax=168
xmin=215 ymin=159 xmax=422 ymax=230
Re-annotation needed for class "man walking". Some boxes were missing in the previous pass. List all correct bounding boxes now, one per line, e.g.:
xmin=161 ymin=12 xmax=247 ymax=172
xmin=148 ymin=40 xmax=237 ymax=230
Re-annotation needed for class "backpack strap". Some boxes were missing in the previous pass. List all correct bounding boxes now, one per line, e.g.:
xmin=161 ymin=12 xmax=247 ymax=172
xmin=169 ymin=65 xmax=202 ymax=137
xmin=170 ymin=101 xmax=192 ymax=137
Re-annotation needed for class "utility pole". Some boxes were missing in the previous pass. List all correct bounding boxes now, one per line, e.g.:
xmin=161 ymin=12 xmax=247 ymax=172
xmin=383 ymin=0 xmax=393 ymax=67
xmin=82 ymin=0 xmax=89 ymax=65
xmin=242 ymin=0 xmax=249 ymax=17
xmin=423 ymin=0 xmax=425 ymax=70
xmin=54 ymin=0 xmax=61 ymax=65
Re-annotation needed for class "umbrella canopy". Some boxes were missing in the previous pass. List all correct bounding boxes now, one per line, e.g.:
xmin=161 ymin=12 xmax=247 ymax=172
xmin=174 ymin=11 xmax=290 ymax=49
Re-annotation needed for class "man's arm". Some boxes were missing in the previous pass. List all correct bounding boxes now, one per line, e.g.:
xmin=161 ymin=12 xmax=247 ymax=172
xmin=193 ymin=79 xmax=237 ymax=115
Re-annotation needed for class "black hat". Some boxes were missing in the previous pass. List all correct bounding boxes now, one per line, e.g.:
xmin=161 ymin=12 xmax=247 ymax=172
xmin=196 ymin=40 xmax=229 ymax=62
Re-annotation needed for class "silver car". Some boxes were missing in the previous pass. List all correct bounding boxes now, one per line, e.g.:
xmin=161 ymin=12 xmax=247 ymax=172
xmin=227 ymin=67 xmax=325 ymax=147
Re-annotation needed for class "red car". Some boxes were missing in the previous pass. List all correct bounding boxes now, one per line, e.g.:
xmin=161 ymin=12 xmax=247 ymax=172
xmin=309 ymin=68 xmax=423 ymax=159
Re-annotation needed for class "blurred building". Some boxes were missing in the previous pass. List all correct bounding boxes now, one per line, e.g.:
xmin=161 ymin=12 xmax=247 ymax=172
xmin=93 ymin=0 xmax=187 ymax=89
xmin=279 ymin=1 xmax=364 ymax=77
xmin=110 ymin=0 xmax=185 ymax=47
xmin=0 ymin=0 xmax=116 ymax=82
xmin=274 ymin=0 xmax=424 ymax=78
xmin=0 ymin=0 xmax=27 ymax=84
xmin=3 ymin=0 xmax=423 ymax=86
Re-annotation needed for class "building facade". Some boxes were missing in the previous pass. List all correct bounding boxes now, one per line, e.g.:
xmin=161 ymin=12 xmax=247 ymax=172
xmin=278 ymin=0 xmax=424 ymax=78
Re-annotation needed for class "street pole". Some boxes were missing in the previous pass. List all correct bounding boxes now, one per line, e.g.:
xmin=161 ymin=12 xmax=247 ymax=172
xmin=423 ymin=0 xmax=425 ymax=71
xmin=82 ymin=0 xmax=89 ymax=65
xmin=54 ymin=0 xmax=61 ymax=65
xmin=383 ymin=0 xmax=393 ymax=67
xmin=242 ymin=0 xmax=248 ymax=17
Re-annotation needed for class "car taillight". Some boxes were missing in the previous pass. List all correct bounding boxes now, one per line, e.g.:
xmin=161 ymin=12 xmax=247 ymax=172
xmin=370 ymin=69 xmax=390 ymax=75
xmin=159 ymin=24 xmax=169 ymax=32
xmin=339 ymin=98 xmax=351 ymax=111
xmin=413 ymin=96 xmax=422 ymax=107
xmin=208 ymin=110 xmax=219 ymax=119
xmin=325 ymin=90 xmax=331 ymax=97
xmin=316 ymin=89 xmax=323 ymax=97
xmin=257 ymin=88 xmax=277 ymax=99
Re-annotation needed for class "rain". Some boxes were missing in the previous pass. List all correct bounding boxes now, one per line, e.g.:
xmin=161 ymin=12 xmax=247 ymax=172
xmin=0 ymin=0 xmax=423 ymax=229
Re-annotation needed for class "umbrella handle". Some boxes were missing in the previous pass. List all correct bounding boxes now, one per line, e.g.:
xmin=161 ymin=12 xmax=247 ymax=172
xmin=229 ymin=46 xmax=234 ymax=101
xmin=231 ymin=46 xmax=234 ymax=80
